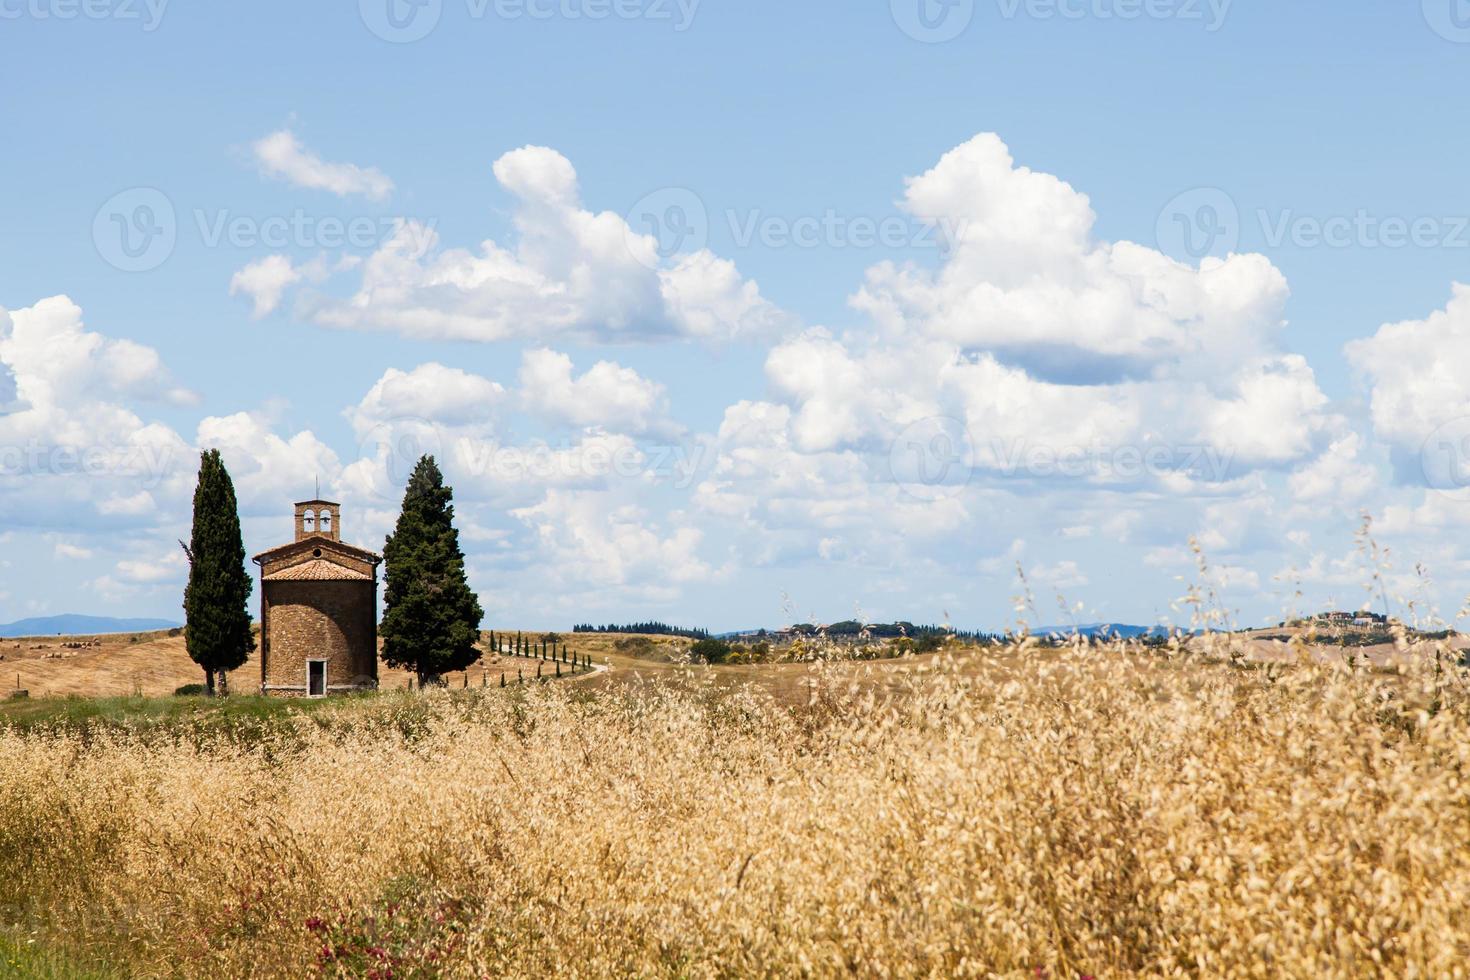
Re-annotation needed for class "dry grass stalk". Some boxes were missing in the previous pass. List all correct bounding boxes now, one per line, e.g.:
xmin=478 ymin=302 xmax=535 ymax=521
xmin=1 ymin=642 xmax=1468 ymax=977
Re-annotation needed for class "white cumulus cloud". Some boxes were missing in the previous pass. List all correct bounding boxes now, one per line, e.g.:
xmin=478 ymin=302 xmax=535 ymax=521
xmin=230 ymin=255 xmax=303 ymax=318
xmin=252 ymin=129 xmax=394 ymax=201
xmin=347 ymin=363 xmax=506 ymax=436
xmin=299 ymin=145 xmax=791 ymax=344
xmin=517 ymin=349 xmax=673 ymax=435
xmin=1346 ymin=283 xmax=1470 ymax=483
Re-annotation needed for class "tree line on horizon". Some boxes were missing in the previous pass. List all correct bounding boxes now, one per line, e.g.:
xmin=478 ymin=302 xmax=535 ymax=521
xmin=179 ymin=451 xmax=482 ymax=694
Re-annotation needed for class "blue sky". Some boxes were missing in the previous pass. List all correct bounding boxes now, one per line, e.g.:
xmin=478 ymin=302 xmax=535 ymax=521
xmin=5 ymin=1 xmax=1470 ymax=632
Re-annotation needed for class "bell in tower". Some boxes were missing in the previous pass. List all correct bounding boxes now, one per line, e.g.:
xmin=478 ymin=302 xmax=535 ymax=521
xmin=294 ymin=499 xmax=342 ymax=542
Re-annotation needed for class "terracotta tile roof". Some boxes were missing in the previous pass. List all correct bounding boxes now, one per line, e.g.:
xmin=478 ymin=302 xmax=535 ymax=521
xmin=252 ymin=536 xmax=381 ymax=566
xmin=262 ymin=559 xmax=373 ymax=582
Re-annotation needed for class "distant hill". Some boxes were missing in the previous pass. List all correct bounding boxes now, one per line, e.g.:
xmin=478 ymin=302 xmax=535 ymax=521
xmin=719 ymin=622 xmax=993 ymax=641
xmin=713 ymin=622 xmax=1187 ymax=642
xmin=572 ymin=622 xmax=710 ymax=640
xmin=0 ymin=614 xmax=180 ymax=638
xmin=1033 ymin=623 xmax=1183 ymax=640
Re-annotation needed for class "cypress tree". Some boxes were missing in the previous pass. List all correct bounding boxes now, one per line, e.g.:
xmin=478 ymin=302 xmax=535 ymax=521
xmin=181 ymin=449 xmax=254 ymax=696
xmin=380 ymin=455 xmax=484 ymax=688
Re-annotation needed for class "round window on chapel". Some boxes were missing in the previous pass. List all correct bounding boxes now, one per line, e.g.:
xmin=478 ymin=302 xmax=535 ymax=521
xmin=313 ymin=548 xmax=322 ymax=558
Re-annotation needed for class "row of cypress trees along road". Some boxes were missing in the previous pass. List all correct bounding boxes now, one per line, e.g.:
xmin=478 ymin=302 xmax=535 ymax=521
xmin=180 ymin=450 xmax=482 ymax=694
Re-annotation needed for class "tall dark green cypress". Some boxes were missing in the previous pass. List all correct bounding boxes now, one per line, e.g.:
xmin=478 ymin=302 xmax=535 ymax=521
xmin=380 ymin=455 xmax=484 ymax=687
xmin=182 ymin=449 xmax=255 ymax=696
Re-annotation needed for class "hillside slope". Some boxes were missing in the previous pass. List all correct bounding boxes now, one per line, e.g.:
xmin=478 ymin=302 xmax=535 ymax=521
xmin=0 ymin=615 xmax=180 ymax=638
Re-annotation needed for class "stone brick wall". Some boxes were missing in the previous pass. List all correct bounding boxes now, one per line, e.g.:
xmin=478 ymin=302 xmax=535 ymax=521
xmin=261 ymin=579 xmax=377 ymax=695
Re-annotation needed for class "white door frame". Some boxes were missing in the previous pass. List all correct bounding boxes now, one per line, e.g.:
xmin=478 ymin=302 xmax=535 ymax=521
xmin=307 ymin=658 xmax=328 ymax=697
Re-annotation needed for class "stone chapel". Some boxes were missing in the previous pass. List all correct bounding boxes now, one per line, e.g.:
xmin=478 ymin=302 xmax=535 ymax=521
xmin=251 ymin=500 xmax=382 ymax=696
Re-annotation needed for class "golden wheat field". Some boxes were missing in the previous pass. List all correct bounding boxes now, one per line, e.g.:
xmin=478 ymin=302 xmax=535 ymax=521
xmin=2 ymin=640 xmax=1469 ymax=978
